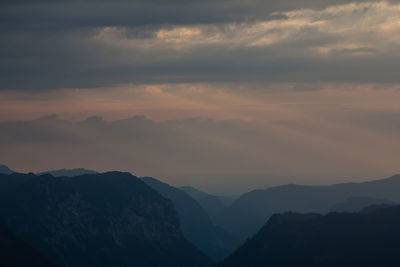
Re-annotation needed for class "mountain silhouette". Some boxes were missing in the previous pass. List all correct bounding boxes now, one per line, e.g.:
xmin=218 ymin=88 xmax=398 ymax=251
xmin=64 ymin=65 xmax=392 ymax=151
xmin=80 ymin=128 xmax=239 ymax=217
xmin=180 ymin=186 xmax=235 ymax=223
xmin=142 ymin=177 xmax=241 ymax=261
xmin=37 ymin=168 xmax=98 ymax=177
xmin=220 ymin=205 xmax=400 ymax=267
xmin=0 ymin=172 xmax=212 ymax=267
xmin=217 ymin=174 xmax=400 ymax=239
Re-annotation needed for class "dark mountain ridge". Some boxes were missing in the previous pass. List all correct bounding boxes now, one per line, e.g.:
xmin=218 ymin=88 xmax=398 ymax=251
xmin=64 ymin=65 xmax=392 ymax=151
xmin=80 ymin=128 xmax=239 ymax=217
xmin=0 ymin=172 xmax=212 ymax=267
xmin=220 ymin=205 xmax=400 ymax=267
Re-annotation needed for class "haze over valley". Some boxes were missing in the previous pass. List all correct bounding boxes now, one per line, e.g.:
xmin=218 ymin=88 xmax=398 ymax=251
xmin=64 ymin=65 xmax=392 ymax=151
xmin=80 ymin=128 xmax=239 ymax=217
xmin=1 ymin=0 xmax=400 ymax=266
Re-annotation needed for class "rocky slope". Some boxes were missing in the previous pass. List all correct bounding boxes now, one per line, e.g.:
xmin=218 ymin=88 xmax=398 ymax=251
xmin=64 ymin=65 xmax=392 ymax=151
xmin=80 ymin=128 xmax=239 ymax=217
xmin=0 ymin=172 xmax=212 ymax=267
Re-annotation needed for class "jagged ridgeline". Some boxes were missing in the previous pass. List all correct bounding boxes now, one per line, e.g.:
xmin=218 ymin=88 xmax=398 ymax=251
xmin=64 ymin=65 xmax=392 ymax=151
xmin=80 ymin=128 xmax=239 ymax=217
xmin=0 ymin=172 xmax=212 ymax=267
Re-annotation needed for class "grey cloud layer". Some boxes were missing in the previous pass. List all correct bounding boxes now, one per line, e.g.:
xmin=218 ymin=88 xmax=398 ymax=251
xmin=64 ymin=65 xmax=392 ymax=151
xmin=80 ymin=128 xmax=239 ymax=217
xmin=1 ymin=0 xmax=378 ymax=30
xmin=1 ymin=0 xmax=400 ymax=89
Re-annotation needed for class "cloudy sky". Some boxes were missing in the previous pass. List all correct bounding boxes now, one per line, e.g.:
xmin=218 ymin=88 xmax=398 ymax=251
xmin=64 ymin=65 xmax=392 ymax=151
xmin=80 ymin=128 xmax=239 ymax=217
xmin=1 ymin=0 xmax=400 ymax=194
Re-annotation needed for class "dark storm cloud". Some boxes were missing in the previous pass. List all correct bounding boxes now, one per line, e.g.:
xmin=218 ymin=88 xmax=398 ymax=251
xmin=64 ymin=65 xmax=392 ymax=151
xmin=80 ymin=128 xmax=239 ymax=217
xmin=0 ymin=0 xmax=380 ymax=31
xmin=1 ymin=0 xmax=399 ymax=90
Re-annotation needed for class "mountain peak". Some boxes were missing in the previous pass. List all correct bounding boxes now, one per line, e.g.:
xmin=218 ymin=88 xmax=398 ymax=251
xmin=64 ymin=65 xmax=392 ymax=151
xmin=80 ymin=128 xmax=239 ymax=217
xmin=0 ymin=164 xmax=14 ymax=175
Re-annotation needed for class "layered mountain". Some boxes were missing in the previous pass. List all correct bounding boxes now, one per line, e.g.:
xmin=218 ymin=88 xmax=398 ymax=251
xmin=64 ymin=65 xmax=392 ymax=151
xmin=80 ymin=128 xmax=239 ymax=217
xmin=37 ymin=168 xmax=98 ymax=177
xmin=217 ymin=174 xmax=400 ymax=239
xmin=180 ymin=186 xmax=235 ymax=223
xmin=142 ymin=177 xmax=241 ymax=261
xmin=329 ymin=196 xmax=396 ymax=213
xmin=220 ymin=205 xmax=400 ymax=267
xmin=0 ymin=172 xmax=212 ymax=267
xmin=0 ymin=217 xmax=56 ymax=267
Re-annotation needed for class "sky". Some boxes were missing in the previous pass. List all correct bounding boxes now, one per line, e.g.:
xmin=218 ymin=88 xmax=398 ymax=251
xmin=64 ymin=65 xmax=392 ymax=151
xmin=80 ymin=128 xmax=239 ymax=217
xmin=1 ymin=0 xmax=400 ymax=194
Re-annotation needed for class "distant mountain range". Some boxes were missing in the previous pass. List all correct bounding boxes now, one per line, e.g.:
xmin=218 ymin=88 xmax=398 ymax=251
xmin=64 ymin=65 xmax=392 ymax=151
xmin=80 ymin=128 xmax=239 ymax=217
xmin=216 ymin=174 xmax=400 ymax=239
xmin=0 ymin=164 xmax=97 ymax=177
xmin=0 ymin=172 xmax=212 ymax=267
xmin=142 ymin=177 xmax=241 ymax=261
xmin=180 ymin=186 xmax=235 ymax=206
xmin=2 ymin=163 xmax=400 ymax=265
xmin=329 ymin=196 xmax=395 ymax=213
xmin=220 ymin=205 xmax=400 ymax=267
xmin=180 ymin=186 xmax=235 ymax=224
xmin=37 ymin=168 xmax=98 ymax=177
